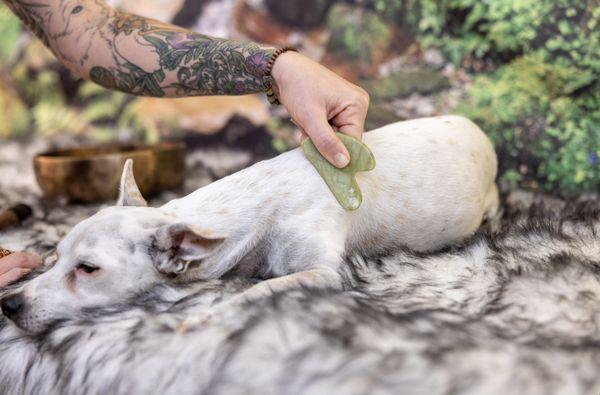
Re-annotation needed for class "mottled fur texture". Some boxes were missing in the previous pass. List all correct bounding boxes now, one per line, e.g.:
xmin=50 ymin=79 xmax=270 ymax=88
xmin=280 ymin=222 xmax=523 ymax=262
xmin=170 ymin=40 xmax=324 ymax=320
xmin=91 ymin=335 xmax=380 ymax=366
xmin=1 ymin=198 xmax=600 ymax=394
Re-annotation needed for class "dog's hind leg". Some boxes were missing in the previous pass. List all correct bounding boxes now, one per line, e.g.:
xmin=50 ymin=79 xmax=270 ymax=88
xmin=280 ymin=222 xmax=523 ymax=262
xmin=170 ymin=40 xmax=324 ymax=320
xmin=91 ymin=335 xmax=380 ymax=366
xmin=177 ymin=266 xmax=342 ymax=331
xmin=483 ymin=182 xmax=499 ymax=220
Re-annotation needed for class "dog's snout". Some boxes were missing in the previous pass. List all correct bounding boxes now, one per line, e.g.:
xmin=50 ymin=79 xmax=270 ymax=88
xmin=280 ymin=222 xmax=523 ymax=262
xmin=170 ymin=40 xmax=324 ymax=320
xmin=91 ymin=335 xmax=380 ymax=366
xmin=1 ymin=294 xmax=24 ymax=319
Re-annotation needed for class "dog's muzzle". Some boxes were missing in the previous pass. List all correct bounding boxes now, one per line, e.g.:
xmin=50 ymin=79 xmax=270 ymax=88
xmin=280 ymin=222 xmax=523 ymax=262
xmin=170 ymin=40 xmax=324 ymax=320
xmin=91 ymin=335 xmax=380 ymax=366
xmin=1 ymin=293 xmax=24 ymax=320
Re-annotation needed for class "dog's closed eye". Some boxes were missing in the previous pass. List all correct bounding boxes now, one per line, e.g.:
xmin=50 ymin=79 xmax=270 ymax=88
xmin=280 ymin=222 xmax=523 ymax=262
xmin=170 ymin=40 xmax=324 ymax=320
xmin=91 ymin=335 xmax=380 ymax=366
xmin=75 ymin=262 xmax=100 ymax=275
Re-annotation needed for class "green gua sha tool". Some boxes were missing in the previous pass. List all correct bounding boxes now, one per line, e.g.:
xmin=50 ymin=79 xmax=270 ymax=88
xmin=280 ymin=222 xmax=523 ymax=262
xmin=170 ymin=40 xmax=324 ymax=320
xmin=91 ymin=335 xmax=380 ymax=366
xmin=302 ymin=133 xmax=376 ymax=211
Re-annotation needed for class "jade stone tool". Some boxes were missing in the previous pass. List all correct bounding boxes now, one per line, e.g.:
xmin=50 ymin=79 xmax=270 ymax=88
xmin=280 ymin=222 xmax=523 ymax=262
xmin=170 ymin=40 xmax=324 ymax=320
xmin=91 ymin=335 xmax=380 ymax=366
xmin=302 ymin=133 xmax=376 ymax=211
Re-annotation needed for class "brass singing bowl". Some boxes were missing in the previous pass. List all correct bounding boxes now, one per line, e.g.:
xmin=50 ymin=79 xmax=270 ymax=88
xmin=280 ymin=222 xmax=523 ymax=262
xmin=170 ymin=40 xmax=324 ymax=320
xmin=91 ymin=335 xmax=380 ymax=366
xmin=34 ymin=142 xmax=185 ymax=203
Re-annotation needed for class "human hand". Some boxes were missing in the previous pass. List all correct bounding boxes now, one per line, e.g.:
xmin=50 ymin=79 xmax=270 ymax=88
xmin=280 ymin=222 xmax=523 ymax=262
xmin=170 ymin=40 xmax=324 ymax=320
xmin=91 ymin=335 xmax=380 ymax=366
xmin=0 ymin=252 xmax=41 ymax=287
xmin=271 ymin=51 xmax=370 ymax=168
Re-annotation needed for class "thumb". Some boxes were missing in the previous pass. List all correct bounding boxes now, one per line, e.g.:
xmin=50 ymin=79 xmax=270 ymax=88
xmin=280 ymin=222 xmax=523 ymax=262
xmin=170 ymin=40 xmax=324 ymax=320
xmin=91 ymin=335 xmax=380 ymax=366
xmin=296 ymin=112 xmax=350 ymax=168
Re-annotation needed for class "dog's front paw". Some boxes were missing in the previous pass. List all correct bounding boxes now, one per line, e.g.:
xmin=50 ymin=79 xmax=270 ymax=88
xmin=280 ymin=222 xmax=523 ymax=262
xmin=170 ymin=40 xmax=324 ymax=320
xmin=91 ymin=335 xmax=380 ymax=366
xmin=175 ymin=311 xmax=213 ymax=333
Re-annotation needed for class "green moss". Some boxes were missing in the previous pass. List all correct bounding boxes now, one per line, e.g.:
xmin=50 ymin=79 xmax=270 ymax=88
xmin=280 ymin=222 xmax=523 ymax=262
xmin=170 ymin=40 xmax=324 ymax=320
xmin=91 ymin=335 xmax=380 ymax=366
xmin=371 ymin=0 xmax=598 ymax=68
xmin=327 ymin=4 xmax=393 ymax=65
xmin=458 ymin=53 xmax=599 ymax=194
xmin=365 ymin=0 xmax=599 ymax=194
xmin=361 ymin=69 xmax=450 ymax=101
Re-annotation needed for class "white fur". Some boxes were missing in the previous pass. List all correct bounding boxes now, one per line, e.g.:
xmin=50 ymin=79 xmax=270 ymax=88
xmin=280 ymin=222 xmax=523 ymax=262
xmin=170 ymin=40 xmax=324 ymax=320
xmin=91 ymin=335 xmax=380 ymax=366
xmin=161 ymin=115 xmax=498 ymax=278
xmin=4 ymin=115 xmax=498 ymax=333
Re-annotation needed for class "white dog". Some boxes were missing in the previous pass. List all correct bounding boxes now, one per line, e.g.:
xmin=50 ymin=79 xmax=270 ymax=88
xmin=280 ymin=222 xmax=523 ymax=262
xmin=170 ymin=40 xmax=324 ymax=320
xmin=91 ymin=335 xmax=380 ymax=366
xmin=1 ymin=116 xmax=498 ymax=333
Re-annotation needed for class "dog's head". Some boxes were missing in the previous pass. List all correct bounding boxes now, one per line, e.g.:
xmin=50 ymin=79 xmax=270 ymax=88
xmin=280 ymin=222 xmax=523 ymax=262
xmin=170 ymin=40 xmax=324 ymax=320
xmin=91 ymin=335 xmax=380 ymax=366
xmin=1 ymin=160 xmax=226 ymax=334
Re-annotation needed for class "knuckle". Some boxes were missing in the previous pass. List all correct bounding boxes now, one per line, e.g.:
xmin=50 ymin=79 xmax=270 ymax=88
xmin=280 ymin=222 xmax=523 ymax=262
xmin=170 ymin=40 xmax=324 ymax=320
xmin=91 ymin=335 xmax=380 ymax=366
xmin=357 ymin=89 xmax=370 ymax=107
xmin=350 ymin=88 xmax=369 ymax=109
xmin=362 ymin=90 xmax=370 ymax=105
xmin=316 ymin=134 xmax=338 ymax=151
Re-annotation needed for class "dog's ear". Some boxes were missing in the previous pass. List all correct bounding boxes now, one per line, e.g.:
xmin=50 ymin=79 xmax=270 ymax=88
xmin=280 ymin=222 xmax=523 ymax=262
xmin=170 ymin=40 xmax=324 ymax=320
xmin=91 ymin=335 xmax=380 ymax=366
xmin=117 ymin=159 xmax=148 ymax=207
xmin=152 ymin=224 xmax=227 ymax=275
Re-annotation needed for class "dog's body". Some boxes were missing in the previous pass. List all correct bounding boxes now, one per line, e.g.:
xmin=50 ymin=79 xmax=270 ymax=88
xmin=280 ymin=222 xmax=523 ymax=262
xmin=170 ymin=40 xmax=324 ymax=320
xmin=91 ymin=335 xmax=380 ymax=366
xmin=1 ymin=115 xmax=498 ymax=333
xmin=162 ymin=115 xmax=498 ymax=279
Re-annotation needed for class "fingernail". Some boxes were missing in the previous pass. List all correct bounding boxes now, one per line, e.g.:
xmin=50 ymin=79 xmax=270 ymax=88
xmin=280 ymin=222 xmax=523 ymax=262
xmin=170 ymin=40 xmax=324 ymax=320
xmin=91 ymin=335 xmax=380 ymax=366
xmin=334 ymin=153 xmax=350 ymax=168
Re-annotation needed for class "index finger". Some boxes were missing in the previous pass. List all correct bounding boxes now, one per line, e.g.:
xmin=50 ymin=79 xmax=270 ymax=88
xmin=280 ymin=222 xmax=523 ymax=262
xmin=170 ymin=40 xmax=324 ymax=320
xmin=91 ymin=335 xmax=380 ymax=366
xmin=0 ymin=268 xmax=32 ymax=287
xmin=296 ymin=110 xmax=351 ymax=168
xmin=330 ymin=104 xmax=368 ymax=141
xmin=0 ymin=253 xmax=42 ymax=276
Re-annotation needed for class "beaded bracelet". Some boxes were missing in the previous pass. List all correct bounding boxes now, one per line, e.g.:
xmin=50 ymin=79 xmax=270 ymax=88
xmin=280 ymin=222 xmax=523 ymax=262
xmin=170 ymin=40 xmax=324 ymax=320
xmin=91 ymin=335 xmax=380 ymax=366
xmin=263 ymin=46 xmax=297 ymax=105
xmin=0 ymin=247 xmax=13 ymax=259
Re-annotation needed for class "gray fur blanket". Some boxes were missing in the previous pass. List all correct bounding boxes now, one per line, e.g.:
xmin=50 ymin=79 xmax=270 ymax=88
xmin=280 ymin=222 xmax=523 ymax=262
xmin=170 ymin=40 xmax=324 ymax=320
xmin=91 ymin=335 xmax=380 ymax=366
xmin=0 ymin=139 xmax=599 ymax=395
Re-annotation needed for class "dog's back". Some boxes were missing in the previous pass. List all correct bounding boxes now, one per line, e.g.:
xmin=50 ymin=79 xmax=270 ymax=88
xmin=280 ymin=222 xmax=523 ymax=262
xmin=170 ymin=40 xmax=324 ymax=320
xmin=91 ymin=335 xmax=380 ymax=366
xmin=347 ymin=115 xmax=498 ymax=253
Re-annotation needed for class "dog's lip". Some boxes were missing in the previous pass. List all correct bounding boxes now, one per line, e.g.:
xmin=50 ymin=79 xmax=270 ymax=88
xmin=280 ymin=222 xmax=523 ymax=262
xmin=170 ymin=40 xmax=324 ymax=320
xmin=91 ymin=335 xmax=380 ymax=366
xmin=5 ymin=317 xmax=30 ymax=332
xmin=7 ymin=316 xmax=59 ymax=337
xmin=2 ymin=306 xmax=63 ymax=335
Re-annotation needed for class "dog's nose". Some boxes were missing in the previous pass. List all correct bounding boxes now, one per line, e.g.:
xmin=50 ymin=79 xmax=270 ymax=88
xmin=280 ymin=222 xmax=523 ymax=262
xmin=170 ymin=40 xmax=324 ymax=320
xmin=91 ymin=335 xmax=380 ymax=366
xmin=1 ymin=294 xmax=24 ymax=319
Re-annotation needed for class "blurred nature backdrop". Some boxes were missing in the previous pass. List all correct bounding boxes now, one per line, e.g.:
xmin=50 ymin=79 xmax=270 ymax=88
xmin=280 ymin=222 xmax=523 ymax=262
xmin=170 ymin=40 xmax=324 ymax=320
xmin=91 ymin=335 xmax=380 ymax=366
xmin=0 ymin=0 xmax=598 ymax=195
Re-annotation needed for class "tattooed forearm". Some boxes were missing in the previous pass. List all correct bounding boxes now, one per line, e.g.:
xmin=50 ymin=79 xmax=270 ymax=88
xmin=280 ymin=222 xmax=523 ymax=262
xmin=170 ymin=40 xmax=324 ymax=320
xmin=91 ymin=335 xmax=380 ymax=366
xmin=89 ymin=12 xmax=276 ymax=96
xmin=2 ymin=0 xmax=277 ymax=97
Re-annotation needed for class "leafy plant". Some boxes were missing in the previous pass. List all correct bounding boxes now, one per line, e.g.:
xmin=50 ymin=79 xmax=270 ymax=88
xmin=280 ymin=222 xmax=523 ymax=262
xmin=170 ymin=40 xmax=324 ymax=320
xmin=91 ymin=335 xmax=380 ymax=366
xmin=327 ymin=4 xmax=393 ymax=65
xmin=459 ymin=53 xmax=599 ymax=193
xmin=368 ymin=0 xmax=598 ymax=67
xmin=366 ymin=0 xmax=599 ymax=194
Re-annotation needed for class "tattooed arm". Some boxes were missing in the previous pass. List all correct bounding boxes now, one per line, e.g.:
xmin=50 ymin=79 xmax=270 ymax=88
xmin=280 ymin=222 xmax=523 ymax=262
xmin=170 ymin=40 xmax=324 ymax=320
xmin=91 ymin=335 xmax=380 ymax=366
xmin=2 ymin=0 xmax=276 ymax=96
xmin=4 ymin=0 xmax=370 ymax=167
